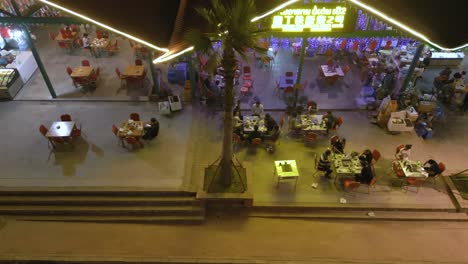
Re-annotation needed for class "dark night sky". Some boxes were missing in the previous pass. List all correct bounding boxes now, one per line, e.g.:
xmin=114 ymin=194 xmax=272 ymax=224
xmin=50 ymin=0 xmax=467 ymax=49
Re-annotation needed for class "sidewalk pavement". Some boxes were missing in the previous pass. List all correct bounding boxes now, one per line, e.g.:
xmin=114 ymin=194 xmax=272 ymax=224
xmin=190 ymin=107 xmax=468 ymax=211
xmin=0 ymin=101 xmax=467 ymax=211
xmin=0 ymin=101 xmax=193 ymax=189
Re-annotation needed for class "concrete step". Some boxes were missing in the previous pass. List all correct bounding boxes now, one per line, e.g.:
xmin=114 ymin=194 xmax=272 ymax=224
xmin=0 ymin=190 xmax=196 ymax=197
xmin=12 ymin=215 xmax=205 ymax=224
xmin=0 ymin=205 xmax=204 ymax=216
xmin=0 ymin=196 xmax=201 ymax=206
xmin=248 ymin=210 xmax=468 ymax=222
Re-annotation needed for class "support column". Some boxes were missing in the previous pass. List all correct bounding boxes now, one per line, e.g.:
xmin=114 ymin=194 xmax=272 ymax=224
xmin=147 ymin=51 xmax=159 ymax=96
xmin=11 ymin=0 xmax=57 ymax=99
xmin=400 ymin=43 xmax=424 ymax=94
xmin=188 ymin=53 xmax=196 ymax=99
xmin=293 ymin=36 xmax=307 ymax=108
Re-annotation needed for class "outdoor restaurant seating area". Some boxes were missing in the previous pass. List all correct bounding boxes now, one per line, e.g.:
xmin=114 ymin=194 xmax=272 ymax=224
xmin=39 ymin=112 xmax=159 ymax=152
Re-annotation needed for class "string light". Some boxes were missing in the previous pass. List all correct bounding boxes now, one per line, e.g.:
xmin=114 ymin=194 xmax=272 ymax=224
xmin=39 ymin=0 xmax=169 ymax=53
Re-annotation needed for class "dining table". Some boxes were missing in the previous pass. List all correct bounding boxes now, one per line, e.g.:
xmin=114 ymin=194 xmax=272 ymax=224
xmin=278 ymin=76 xmax=296 ymax=89
xmin=320 ymin=65 xmax=345 ymax=77
xmin=70 ymin=66 xmax=94 ymax=78
xmin=300 ymin=114 xmax=327 ymax=132
xmin=90 ymin=38 xmax=110 ymax=57
xmin=46 ymin=121 xmax=76 ymax=148
xmin=399 ymin=160 xmax=428 ymax=178
xmin=332 ymin=153 xmax=363 ymax=182
xmin=117 ymin=120 xmax=144 ymax=138
xmin=243 ymin=116 xmax=267 ymax=133
xmin=274 ymin=160 xmax=300 ymax=189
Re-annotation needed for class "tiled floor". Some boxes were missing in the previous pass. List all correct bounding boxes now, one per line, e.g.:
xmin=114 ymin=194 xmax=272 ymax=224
xmin=15 ymin=25 xmax=157 ymax=100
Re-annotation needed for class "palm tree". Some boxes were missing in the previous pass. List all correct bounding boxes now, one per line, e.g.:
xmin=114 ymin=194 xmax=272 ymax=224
xmin=187 ymin=0 xmax=264 ymax=188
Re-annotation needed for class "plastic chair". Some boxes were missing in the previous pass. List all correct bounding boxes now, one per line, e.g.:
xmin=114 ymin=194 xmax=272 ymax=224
xmin=251 ymin=138 xmax=262 ymax=147
xmin=335 ymin=117 xmax=343 ymax=128
xmin=285 ymin=71 xmax=294 ymax=77
xmin=402 ymin=178 xmax=426 ymax=193
xmin=243 ymin=66 xmax=251 ymax=75
xmin=395 ymin=144 xmax=405 ymax=159
xmin=284 ymin=86 xmax=294 ymax=94
xmin=125 ymin=136 xmax=143 ymax=150
xmin=48 ymin=32 xmax=57 ymax=40
xmin=392 ymin=162 xmax=405 ymax=178
xmin=66 ymin=67 xmax=73 ymax=76
xmin=372 ymin=149 xmax=381 ymax=164
xmin=304 ymin=132 xmax=318 ymax=146
xmin=60 ymin=114 xmax=72 ymax=121
xmin=345 ymin=178 xmax=376 ymax=194
xmin=81 ymin=60 xmax=90 ymax=66
xmin=135 ymin=59 xmax=143 ymax=66
xmin=330 ymin=135 xmax=339 ymax=145
xmin=130 ymin=113 xmax=140 ymax=121
xmin=326 ymin=59 xmax=334 ymax=66
xmin=233 ymin=133 xmax=243 ymax=152
xmin=428 ymin=162 xmax=446 ymax=184
xmin=115 ymin=68 xmax=126 ymax=89
xmin=343 ymin=65 xmax=351 ymax=75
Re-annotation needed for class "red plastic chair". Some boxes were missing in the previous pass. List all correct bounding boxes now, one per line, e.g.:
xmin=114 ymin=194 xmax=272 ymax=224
xmin=130 ymin=113 xmax=140 ymax=121
xmin=48 ymin=32 xmax=57 ymax=40
xmin=327 ymin=59 xmax=334 ymax=66
xmin=135 ymin=59 xmax=143 ymax=66
xmin=403 ymin=178 xmax=426 ymax=193
xmin=251 ymin=138 xmax=262 ymax=146
xmin=60 ymin=114 xmax=72 ymax=121
xmin=304 ymin=132 xmax=318 ymax=146
xmin=232 ymin=133 xmax=243 ymax=152
xmin=81 ymin=60 xmax=90 ymax=67
xmin=243 ymin=66 xmax=251 ymax=74
xmin=330 ymin=135 xmax=339 ymax=145
xmin=90 ymin=67 xmax=100 ymax=81
xmin=335 ymin=117 xmax=343 ymax=128
xmin=284 ymin=86 xmax=294 ymax=94
xmin=125 ymin=136 xmax=143 ymax=149
xmin=392 ymin=162 xmax=405 ymax=178
xmin=372 ymin=149 xmax=381 ymax=164
xmin=344 ymin=180 xmax=361 ymax=192
xmin=66 ymin=67 xmax=73 ymax=76
xmin=343 ymin=65 xmax=351 ymax=75
xmin=39 ymin=125 xmax=48 ymax=137
xmin=285 ymin=71 xmax=294 ymax=77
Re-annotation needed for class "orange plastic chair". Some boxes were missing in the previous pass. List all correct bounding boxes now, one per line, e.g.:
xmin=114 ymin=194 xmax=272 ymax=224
xmin=372 ymin=149 xmax=381 ymax=164
xmin=130 ymin=113 xmax=140 ymax=121
xmin=60 ymin=114 xmax=72 ymax=121
xmin=81 ymin=60 xmax=90 ymax=67
xmin=125 ymin=136 xmax=143 ymax=149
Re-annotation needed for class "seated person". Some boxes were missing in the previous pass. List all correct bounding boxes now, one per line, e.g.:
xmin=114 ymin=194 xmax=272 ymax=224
xmin=247 ymin=125 xmax=263 ymax=143
xmin=233 ymin=111 xmax=243 ymax=128
xmin=355 ymin=160 xmax=374 ymax=184
xmin=264 ymin=113 xmax=278 ymax=132
xmin=332 ymin=138 xmax=346 ymax=154
xmin=82 ymin=33 xmax=90 ymax=49
xmin=396 ymin=144 xmax=412 ymax=161
xmin=288 ymin=112 xmax=302 ymax=131
xmin=323 ymin=111 xmax=336 ymax=134
xmin=233 ymin=100 xmax=242 ymax=117
xmin=423 ymin=159 xmax=440 ymax=177
xmin=362 ymin=149 xmax=373 ymax=165
xmin=142 ymin=118 xmax=159 ymax=140
xmin=264 ymin=125 xmax=280 ymax=142
xmin=251 ymin=101 xmax=264 ymax=117
xmin=307 ymin=101 xmax=318 ymax=114
xmin=318 ymin=149 xmax=333 ymax=179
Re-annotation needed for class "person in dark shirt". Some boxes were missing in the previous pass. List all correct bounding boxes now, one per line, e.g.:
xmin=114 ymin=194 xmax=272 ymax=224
xmin=264 ymin=113 xmax=278 ymax=132
xmin=362 ymin=149 xmax=373 ymax=165
xmin=318 ymin=149 xmax=333 ymax=179
xmin=142 ymin=118 xmax=159 ymax=140
xmin=247 ymin=125 xmax=263 ymax=143
xmin=323 ymin=111 xmax=336 ymax=134
xmin=355 ymin=160 xmax=374 ymax=184
xmin=332 ymin=138 xmax=346 ymax=154
xmin=424 ymin=159 xmax=440 ymax=177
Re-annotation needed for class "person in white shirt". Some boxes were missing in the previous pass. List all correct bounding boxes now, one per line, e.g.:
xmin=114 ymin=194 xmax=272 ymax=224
xmin=396 ymin=144 xmax=412 ymax=161
xmin=82 ymin=33 xmax=90 ymax=49
xmin=251 ymin=101 xmax=264 ymax=117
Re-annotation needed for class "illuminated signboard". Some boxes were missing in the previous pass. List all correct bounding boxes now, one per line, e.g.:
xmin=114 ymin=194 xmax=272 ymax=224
xmin=271 ymin=5 xmax=348 ymax=32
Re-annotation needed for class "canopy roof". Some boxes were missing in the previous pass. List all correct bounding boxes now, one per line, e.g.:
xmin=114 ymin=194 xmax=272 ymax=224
xmin=49 ymin=0 xmax=180 ymax=48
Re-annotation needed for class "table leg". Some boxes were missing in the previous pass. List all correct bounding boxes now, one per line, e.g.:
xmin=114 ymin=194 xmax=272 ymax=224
xmin=295 ymin=177 xmax=298 ymax=190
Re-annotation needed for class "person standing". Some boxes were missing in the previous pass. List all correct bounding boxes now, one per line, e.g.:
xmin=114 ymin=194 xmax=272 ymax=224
xmin=251 ymin=101 xmax=264 ymax=117
xmin=264 ymin=113 xmax=278 ymax=132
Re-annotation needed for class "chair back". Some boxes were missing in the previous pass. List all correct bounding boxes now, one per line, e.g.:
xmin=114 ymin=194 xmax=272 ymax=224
xmin=327 ymin=59 xmax=334 ymax=66
xmin=306 ymin=132 xmax=318 ymax=141
xmin=66 ymin=67 xmax=73 ymax=76
xmin=130 ymin=113 xmax=140 ymax=121
xmin=135 ymin=59 xmax=143 ymax=66
xmin=52 ymin=137 xmax=65 ymax=144
xmin=251 ymin=138 xmax=262 ymax=146
xmin=60 ymin=114 xmax=72 ymax=121
xmin=438 ymin=162 xmax=446 ymax=174
xmin=285 ymin=71 xmax=294 ymax=77
xmin=70 ymin=24 xmax=79 ymax=32
xmin=95 ymin=67 xmax=101 ymax=77
xmin=392 ymin=162 xmax=405 ymax=178
xmin=58 ymin=41 xmax=68 ymax=48
xmin=336 ymin=116 xmax=343 ymax=127
xmin=39 ymin=125 xmax=48 ymax=137
xmin=396 ymin=144 xmax=405 ymax=154
xmin=372 ymin=149 xmax=381 ymax=162
xmin=125 ymin=136 xmax=138 ymax=145
xmin=77 ymin=38 xmax=84 ymax=47
xmin=243 ymin=66 xmax=251 ymax=74
xmin=81 ymin=60 xmax=90 ymax=66
xmin=112 ymin=124 xmax=119 ymax=136
xmin=284 ymin=86 xmax=294 ymax=93
xmin=345 ymin=180 xmax=361 ymax=191
xmin=343 ymin=65 xmax=350 ymax=74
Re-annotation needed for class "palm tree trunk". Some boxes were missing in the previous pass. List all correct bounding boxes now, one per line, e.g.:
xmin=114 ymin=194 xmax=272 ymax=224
xmin=219 ymin=46 xmax=236 ymax=186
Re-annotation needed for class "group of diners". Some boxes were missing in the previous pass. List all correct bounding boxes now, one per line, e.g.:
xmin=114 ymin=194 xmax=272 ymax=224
xmin=112 ymin=113 xmax=160 ymax=150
